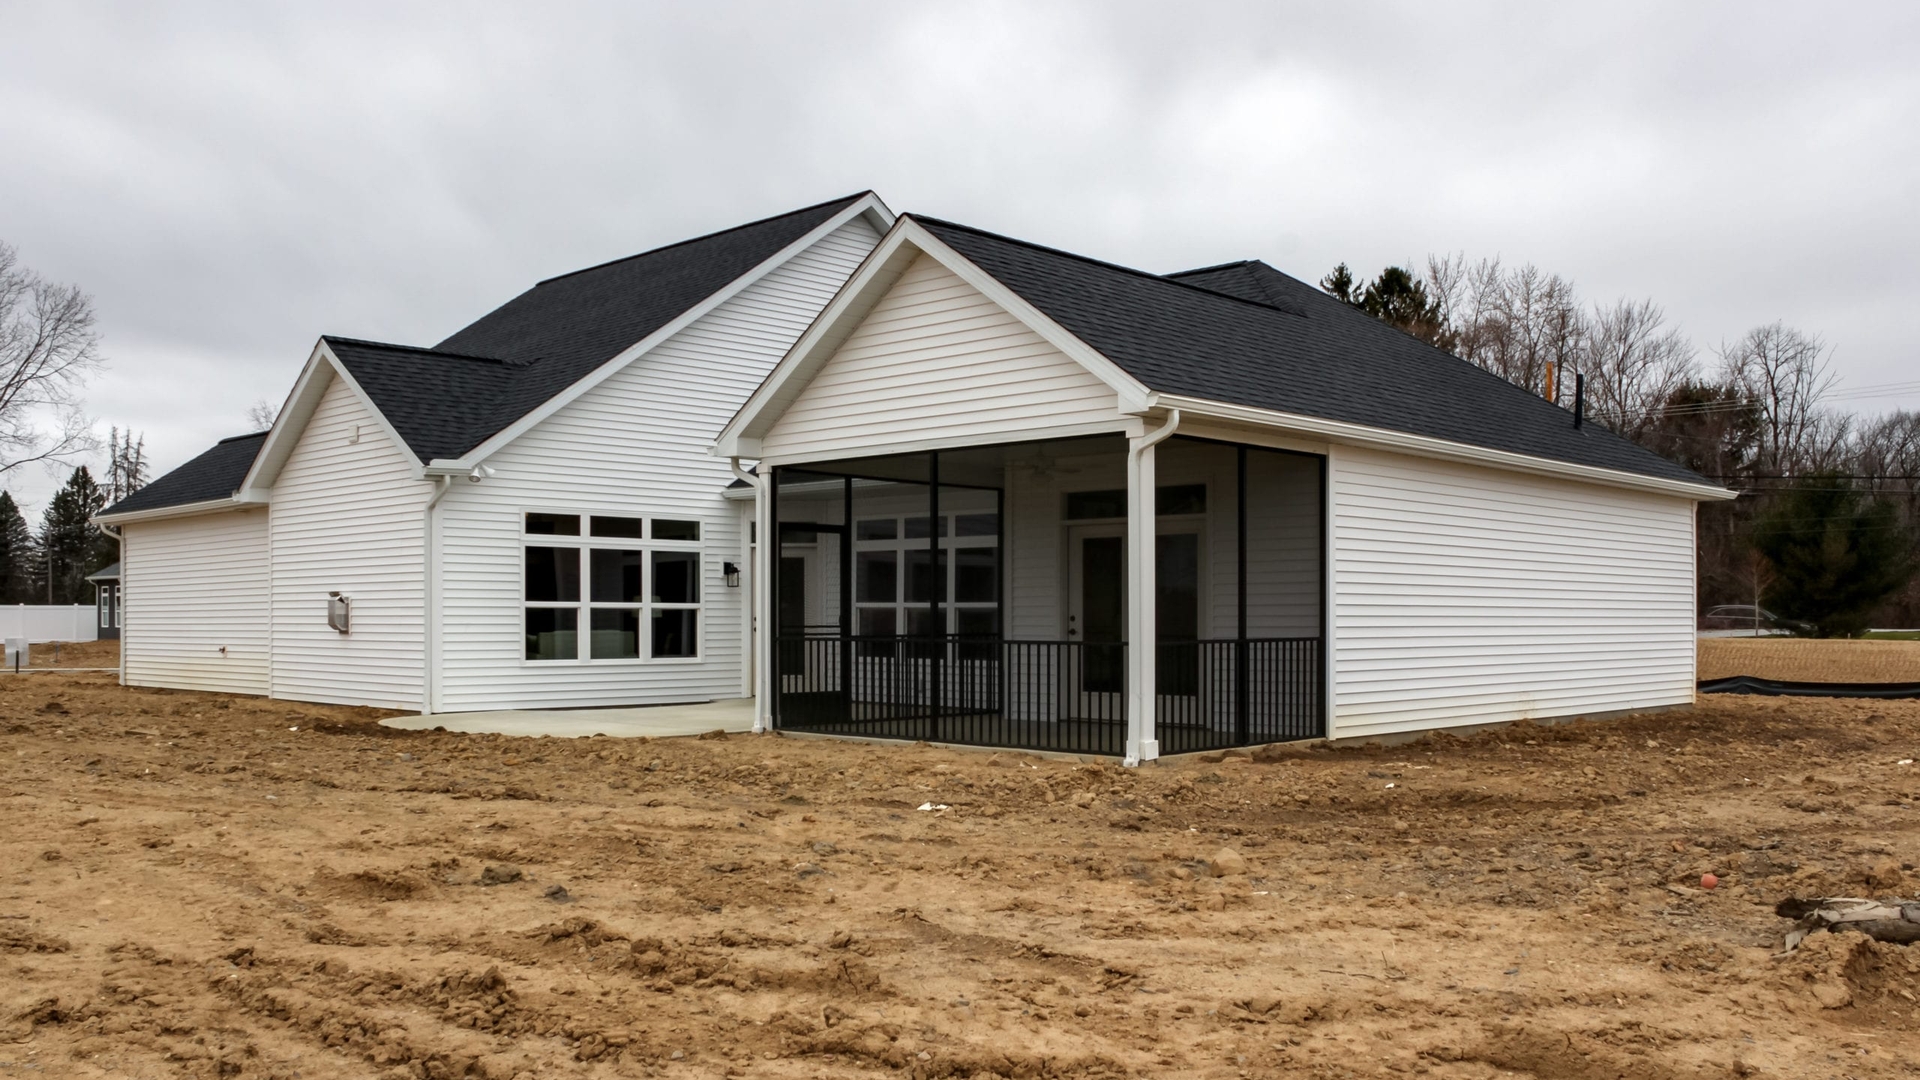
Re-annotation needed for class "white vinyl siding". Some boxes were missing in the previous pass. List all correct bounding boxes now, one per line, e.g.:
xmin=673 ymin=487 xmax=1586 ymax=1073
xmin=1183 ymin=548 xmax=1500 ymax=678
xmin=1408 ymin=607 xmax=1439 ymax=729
xmin=122 ymin=510 xmax=269 ymax=694
xmin=758 ymin=254 xmax=1125 ymax=462
xmin=267 ymin=374 xmax=431 ymax=709
xmin=433 ymin=216 xmax=882 ymax=711
xmin=1329 ymin=446 xmax=1696 ymax=740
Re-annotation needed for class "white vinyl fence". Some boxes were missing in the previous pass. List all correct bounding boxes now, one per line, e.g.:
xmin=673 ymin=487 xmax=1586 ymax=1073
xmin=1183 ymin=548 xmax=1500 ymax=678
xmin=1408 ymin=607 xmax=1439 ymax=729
xmin=0 ymin=605 xmax=99 ymax=643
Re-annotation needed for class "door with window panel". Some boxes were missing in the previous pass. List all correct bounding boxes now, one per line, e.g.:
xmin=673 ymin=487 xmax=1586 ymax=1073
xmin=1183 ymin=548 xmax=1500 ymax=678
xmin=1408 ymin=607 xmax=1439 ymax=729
xmin=851 ymin=510 xmax=999 ymax=709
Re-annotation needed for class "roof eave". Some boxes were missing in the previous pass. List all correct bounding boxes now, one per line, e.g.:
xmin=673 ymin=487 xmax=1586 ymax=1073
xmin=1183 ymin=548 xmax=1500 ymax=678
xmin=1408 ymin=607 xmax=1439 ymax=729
xmin=93 ymin=496 xmax=260 ymax=526
xmin=1154 ymin=393 xmax=1737 ymax=502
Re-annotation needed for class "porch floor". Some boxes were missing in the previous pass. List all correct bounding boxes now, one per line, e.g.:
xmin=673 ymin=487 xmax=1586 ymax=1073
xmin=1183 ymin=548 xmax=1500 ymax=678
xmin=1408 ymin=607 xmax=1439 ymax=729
xmin=382 ymin=698 xmax=754 ymax=739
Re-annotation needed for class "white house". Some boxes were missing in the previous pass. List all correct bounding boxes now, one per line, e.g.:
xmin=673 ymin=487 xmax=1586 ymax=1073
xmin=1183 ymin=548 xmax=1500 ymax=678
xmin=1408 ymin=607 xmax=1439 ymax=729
xmin=96 ymin=194 xmax=1733 ymax=761
xmin=94 ymin=193 xmax=895 ymax=711
xmin=713 ymin=215 xmax=1735 ymax=763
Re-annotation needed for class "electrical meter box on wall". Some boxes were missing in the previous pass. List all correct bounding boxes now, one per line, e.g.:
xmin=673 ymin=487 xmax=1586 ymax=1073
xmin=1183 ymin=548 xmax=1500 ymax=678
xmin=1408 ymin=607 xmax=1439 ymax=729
xmin=326 ymin=592 xmax=351 ymax=634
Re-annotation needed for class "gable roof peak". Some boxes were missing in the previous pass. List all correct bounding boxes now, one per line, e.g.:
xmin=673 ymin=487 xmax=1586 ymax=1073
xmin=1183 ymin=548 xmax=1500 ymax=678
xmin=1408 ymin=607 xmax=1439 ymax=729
xmin=535 ymin=191 xmax=877 ymax=288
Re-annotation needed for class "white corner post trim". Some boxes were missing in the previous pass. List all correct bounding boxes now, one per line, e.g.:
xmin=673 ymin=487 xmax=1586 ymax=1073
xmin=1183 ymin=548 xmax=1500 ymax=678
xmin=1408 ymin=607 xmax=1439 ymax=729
xmin=93 ymin=522 xmax=125 ymax=686
xmin=1124 ymin=409 xmax=1180 ymax=766
xmin=734 ymin=458 xmax=771 ymax=734
xmin=420 ymin=475 xmax=454 ymax=716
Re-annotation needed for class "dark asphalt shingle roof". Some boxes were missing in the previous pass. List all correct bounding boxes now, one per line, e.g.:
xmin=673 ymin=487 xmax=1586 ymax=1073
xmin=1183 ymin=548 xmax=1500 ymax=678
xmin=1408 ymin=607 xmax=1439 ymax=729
xmin=323 ymin=338 xmax=522 ymax=463
xmin=86 ymin=561 xmax=120 ymax=581
xmin=913 ymin=218 xmax=1711 ymax=487
xmin=98 ymin=432 xmax=268 ymax=516
xmin=332 ymin=193 xmax=870 ymax=463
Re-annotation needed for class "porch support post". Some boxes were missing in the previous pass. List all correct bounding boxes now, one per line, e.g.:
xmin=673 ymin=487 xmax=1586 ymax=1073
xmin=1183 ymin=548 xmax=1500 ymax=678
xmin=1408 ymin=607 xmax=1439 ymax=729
xmin=1125 ymin=410 xmax=1180 ymax=766
xmin=756 ymin=464 xmax=778 ymax=734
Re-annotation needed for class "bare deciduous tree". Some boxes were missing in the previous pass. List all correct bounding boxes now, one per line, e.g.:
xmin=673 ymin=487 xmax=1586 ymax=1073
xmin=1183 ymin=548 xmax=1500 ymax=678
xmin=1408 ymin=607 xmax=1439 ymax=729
xmin=246 ymin=398 xmax=279 ymax=431
xmin=1450 ymin=258 xmax=1586 ymax=402
xmin=1580 ymin=298 xmax=1695 ymax=440
xmin=0 ymin=241 xmax=101 ymax=473
xmin=104 ymin=426 xmax=146 ymax=505
xmin=1719 ymin=323 xmax=1836 ymax=474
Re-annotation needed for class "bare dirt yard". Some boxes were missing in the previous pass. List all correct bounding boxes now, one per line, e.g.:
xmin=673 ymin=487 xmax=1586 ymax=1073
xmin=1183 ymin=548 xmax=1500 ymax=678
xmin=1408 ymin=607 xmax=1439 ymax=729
xmin=3 ymin=646 xmax=1918 ymax=1079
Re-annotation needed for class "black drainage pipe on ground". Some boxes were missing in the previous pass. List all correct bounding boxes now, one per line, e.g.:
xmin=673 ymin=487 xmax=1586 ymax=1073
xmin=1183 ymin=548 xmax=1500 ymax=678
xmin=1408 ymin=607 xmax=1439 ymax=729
xmin=1699 ymin=676 xmax=1920 ymax=700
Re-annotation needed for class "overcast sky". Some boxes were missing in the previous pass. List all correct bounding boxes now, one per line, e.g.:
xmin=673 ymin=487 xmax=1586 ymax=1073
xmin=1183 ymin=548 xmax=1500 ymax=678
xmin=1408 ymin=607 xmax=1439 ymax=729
xmin=2 ymin=1 xmax=1915 ymax=514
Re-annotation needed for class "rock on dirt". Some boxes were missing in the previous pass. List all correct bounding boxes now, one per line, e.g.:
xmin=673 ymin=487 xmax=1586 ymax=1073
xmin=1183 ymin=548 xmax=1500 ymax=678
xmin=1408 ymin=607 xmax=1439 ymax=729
xmin=479 ymin=864 xmax=523 ymax=886
xmin=1210 ymin=847 xmax=1248 ymax=876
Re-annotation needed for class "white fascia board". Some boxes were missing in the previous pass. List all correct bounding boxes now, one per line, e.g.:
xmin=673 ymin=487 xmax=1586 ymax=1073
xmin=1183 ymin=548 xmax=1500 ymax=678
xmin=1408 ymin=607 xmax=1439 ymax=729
xmin=712 ymin=216 xmax=1152 ymax=458
xmin=92 ymin=498 xmax=257 ymax=526
xmin=238 ymin=340 xmax=429 ymax=493
xmin=1154 ymin=393 xmax=1739 ymax=502
xmin=449 ymin=193 xmax=897 ymax=470
xmin=754 ymin=419 xmax=1135 ymax=470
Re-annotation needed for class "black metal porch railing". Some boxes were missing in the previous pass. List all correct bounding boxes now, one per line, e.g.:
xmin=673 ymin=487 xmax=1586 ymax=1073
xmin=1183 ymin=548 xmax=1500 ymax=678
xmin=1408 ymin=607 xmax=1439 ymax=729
xmin=772 ymin=634 xmax=1323 ymax=756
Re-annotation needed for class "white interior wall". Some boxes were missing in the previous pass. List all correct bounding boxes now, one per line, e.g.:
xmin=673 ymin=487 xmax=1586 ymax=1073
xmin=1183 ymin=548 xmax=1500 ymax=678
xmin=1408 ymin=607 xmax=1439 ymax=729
xmin=778 ymin=441 xmax=1323 ymax=643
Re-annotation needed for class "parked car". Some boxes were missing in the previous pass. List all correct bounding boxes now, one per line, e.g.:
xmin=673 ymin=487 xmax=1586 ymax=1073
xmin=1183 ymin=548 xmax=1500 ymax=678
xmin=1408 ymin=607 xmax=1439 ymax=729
xmin=1699 ymin=605 xmax=1810 ymax=634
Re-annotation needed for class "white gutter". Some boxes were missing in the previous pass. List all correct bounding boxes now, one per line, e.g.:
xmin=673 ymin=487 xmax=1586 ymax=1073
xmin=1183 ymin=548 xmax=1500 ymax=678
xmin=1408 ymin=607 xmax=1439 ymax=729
xmin=1123 ymin=409 xmax=1179 ymax=768
xmin=420 ymin=475 xmax=455 ymax=715
xmin=1153 ymin=394 xmax=1737 ymax=502
xmin=731 ymin=457 xmax=770 ymax=733
xmin=93 ymin=497 xmax=252 ymax=526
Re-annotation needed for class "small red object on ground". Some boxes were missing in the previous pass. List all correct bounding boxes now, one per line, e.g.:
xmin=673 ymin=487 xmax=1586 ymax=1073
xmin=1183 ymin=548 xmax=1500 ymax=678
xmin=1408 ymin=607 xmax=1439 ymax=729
xmin=1700 ymin=873 xmax=1719 ymax=890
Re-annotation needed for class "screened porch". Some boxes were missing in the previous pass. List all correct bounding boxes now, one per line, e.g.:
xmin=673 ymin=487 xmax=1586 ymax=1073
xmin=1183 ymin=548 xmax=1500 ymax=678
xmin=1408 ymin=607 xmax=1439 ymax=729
xmin=764 ymin=434 xmax=1326 ymax=757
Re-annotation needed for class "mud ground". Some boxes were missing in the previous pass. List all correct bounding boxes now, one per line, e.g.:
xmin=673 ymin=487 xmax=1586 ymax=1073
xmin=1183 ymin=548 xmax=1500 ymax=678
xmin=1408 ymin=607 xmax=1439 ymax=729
xmin=3 ymin=651 xmax=1918 ymax=1079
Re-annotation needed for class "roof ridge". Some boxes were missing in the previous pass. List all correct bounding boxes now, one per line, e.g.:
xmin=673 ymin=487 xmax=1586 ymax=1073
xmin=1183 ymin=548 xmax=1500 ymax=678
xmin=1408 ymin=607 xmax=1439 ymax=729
xmin=534 ymin=192 xmax=872 ymax=287
xmin=322 ymin=335 xmax=511 ymax=364
xmin=908 ymin=216 xmax=1306 ymax=319
xmin=217 ymin=431 xmax=270 ymax=444
xmin=1165 ymin=260 xmax=1255 ymax=278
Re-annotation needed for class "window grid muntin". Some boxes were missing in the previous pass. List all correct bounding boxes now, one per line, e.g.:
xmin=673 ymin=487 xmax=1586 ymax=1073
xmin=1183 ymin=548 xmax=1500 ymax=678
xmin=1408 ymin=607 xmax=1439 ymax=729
xmin=851 ymin=513 xmax=998 ymax=640
xmin=522 ymin=511 xmax=704 ymax=662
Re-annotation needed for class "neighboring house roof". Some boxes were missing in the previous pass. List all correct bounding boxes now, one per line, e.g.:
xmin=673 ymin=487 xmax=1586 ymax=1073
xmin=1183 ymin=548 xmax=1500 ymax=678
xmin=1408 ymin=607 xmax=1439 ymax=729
xmin=97 ymin=432 xmax=267 ymax=517
xmin=87 ymin=561 xmax=120 ymax=582
xmin=330 ymin=193 xmax=875 ymax=463
xmin=911 ymin=217 xmax=1710 ymax=488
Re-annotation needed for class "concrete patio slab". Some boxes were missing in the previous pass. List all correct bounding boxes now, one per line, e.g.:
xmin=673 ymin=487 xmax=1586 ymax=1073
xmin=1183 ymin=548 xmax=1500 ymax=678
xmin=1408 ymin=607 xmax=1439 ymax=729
xmin=381 ymin=698 xmax=754 ymax=739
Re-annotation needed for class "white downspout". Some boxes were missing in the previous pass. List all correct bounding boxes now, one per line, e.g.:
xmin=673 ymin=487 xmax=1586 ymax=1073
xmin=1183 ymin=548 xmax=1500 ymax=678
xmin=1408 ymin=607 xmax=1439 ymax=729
xmin=421 ymin=475 xmax=454 ymax=715
xmin=1124 ymin=409 xmax=1180 ymax=767
xmin=92 ymin=522 xmax=123 ymax=684
xmin=731 ymin=457 xmax=770 ymax=734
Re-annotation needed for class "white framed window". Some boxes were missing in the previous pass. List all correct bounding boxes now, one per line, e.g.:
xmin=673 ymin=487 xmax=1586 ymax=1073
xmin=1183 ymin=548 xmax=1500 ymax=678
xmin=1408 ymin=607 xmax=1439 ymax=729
xmin=523 ymin=512 xmax=703 ymax=662
xmin=852 ymin=511 xmax=999 ymax=650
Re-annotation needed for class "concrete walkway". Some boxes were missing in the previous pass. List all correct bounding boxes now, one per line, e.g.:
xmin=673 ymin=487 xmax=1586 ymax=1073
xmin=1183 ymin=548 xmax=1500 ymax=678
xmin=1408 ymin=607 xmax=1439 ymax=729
xmin=381 ymin=698 xmax=754 ymax=739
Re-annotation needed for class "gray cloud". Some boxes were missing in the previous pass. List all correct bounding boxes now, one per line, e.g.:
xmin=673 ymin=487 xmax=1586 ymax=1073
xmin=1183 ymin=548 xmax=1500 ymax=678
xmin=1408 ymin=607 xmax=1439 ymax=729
xmin=2 ymin=1 xmax=1914 ymax=512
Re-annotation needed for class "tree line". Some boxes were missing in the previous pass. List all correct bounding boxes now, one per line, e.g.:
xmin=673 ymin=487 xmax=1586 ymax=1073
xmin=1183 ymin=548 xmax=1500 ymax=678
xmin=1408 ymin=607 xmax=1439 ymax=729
xmin=1324 ymin=258 xmax=1919 ymax=636
xmin=0 ymin=240 xmax=150 ymax=605
xmin=0 ymin=431 xmax=146 ymax=604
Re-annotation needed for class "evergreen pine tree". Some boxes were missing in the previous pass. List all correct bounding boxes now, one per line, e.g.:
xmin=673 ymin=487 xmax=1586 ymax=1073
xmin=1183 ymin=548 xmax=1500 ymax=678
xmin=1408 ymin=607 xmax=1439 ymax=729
xmin=1751 ymin=477 xmax=1919 ymax=637
xmin=0 ymin=491 xmax=36 ymax=604
xmin=38 ymin=466 xmax=107 ymax=604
